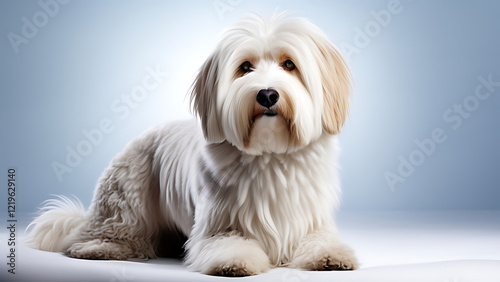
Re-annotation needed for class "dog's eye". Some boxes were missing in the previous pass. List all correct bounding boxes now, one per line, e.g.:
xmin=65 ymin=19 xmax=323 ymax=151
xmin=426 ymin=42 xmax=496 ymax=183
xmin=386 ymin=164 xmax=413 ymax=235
xmin=283 ymin=59 xmax=296 ymax=71
xmin=240 ymin=61 xmax=253 ymax=74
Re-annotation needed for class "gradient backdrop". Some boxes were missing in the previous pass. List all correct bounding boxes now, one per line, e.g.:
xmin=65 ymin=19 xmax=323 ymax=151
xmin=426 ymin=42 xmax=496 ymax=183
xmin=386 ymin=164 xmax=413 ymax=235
xmin=1 ymin=0 xmax=499 ymax=214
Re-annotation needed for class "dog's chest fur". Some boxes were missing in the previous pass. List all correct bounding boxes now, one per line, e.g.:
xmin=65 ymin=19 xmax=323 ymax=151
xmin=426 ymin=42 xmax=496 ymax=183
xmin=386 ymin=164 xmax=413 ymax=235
xmin=200 ymin=135 xmax=339 ymax=264
xmin=154 ymin=120 xmax=340 ymax=265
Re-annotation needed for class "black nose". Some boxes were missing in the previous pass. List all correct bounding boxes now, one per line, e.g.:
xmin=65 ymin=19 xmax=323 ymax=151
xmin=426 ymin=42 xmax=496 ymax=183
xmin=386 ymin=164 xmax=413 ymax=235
xmin=256 ymin=89 xmax=279 ymax=108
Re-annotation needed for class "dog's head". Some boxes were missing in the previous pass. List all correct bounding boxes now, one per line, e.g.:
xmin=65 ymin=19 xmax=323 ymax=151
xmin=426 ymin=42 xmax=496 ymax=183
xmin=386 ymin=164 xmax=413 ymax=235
xmin=191 ymin=13 xmax=351 ymax=155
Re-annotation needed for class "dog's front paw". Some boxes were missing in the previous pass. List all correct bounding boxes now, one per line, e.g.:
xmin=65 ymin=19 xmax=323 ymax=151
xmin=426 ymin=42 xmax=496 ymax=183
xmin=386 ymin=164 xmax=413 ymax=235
xmin=186 ymin=232 xmax=271 ymax=276
xmin=290 ymin=243 xmax=358 ymax=271
xmin=213 ymin=260 xmax=260 ymax=277
xmin=306 ymin=254 xmax=357 ymax=271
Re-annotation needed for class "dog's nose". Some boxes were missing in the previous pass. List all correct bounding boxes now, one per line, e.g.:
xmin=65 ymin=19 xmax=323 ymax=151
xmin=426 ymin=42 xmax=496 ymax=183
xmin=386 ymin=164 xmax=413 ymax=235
xmin=256 ymin=89 xmax=279 ymax=108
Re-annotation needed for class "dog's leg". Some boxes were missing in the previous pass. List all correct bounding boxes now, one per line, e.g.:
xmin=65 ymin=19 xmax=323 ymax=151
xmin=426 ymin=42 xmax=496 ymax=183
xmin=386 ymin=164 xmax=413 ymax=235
xmin=66 ymin=239 xmax=135 ymax=260
xmin=288 ymin=225 xmax=358 ymax=271
xmin=185 ymin=231 xmax=271 ymax=276
xmin=66 ymin=134 xmax=162 ymax=260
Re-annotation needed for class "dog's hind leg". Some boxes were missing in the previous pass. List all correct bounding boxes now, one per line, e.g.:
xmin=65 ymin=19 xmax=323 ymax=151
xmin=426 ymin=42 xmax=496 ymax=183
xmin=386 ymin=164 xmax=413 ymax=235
xmin=66 ymin=132 xmax=163 ymax=260
xmin=66 ymin=239 xmax=136 ymax=260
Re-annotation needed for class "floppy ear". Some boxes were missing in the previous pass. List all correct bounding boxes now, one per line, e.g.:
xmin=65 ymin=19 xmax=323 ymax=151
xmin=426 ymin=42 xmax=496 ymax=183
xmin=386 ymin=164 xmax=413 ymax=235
xmin=190 ymin=53 xmax=225 ymax=143
xmin=312 ymin=34 xmax=352 ymax=135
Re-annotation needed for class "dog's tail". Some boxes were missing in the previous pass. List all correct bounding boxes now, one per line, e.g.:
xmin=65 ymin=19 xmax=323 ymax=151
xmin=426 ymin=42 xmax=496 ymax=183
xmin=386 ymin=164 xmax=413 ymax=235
xmin=26 ymin=195 xmax=87 ymax=252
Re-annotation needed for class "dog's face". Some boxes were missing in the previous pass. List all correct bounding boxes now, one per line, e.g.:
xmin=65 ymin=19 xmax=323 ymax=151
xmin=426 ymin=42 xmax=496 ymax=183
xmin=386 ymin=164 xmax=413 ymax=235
xmin=191 ymin=14 xmax=352 ymax=155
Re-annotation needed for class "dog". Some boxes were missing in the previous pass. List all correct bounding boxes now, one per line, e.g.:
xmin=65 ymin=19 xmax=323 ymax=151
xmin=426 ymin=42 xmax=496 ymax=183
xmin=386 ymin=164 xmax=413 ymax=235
xmin=27 ymin=13 xmax=358 ymax=276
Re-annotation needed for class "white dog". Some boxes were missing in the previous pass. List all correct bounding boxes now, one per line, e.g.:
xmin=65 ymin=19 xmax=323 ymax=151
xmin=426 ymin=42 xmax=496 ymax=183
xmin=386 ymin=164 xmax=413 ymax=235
xmin=27 ymin=13 xmax=358 ymax=276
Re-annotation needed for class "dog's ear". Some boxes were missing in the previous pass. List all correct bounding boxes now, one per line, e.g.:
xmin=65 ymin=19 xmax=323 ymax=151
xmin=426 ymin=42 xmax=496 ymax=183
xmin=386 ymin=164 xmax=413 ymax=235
xmin=311 ymin=34 xmax=352 ymax=135
xmin=190 ymin=53 xmax=225 ymax=143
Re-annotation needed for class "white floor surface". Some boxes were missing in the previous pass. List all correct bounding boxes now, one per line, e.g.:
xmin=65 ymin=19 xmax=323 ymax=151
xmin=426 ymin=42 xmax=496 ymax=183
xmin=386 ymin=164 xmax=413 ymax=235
xmin=1 ymin=210 xmax=499 ymax=282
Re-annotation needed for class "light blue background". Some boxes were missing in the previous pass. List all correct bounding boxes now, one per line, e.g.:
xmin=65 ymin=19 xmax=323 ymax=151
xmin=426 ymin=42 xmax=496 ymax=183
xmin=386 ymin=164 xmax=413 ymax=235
xmin=1 ymin=0 xmax=499 ymax=213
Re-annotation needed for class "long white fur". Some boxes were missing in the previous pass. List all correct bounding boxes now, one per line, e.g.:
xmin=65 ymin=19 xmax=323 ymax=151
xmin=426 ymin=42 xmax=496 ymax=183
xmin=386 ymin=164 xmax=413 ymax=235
xmin=27 ymin=13 xmax=358 ymax=275
xmin=26 ymin=195 xmax=86 ymax=252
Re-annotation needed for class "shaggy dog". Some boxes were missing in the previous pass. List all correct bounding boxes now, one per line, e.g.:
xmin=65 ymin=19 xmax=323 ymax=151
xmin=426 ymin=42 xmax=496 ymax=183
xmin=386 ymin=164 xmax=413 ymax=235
xmin=28 ymin=13 xmax=358 ymax=276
